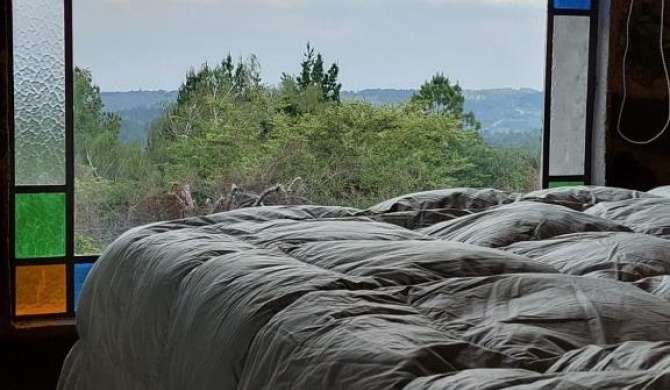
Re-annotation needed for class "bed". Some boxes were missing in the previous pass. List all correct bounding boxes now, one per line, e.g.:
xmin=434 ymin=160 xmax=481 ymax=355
xmin=57 ymin=186 xmax=670 ymax=389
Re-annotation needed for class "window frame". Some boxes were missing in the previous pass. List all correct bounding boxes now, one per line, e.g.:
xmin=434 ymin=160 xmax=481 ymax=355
xmin=1 ymin=0 xmax=13 ymax=334
xmin=0 ymin=0 xmax=86 ymax=333
xmin=542 ymin=0 xmax=601 ymax=188
xmin=0 ymin=0 xmax=604 ymax=329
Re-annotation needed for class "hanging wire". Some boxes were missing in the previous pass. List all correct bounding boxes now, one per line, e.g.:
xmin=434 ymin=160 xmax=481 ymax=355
xmin=616 ymin=0 xmax=670 ymax=145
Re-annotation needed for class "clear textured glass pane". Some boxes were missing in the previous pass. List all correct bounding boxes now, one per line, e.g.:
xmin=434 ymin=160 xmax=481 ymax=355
xmin=15 ymin=264 xmax=67 ymax=316
xmin=15 ymin=193 xmax=66 ymax=259
xmin=549 ymin=16 xmax=590 ymax=177
xmin=74 ymin=263 xmax=94 ymax=310
xmin=554 ymin=0 xmax=591 ymax=10
xmin=13 ymin=0 xmax=66 ymax=185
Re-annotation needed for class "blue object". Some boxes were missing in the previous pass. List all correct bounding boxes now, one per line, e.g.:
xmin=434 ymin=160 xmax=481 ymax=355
xmin=554 ymin=0 xmax=591 ymax=10
xmin=74 ymin=263 xmax=94 ymax=311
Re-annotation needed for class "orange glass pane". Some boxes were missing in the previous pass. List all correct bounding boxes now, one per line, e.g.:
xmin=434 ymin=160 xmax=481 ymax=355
xmin=16 ymin=264 xmax=67 ymax=316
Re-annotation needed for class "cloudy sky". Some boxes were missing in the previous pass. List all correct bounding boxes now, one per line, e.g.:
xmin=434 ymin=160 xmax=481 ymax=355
xmin=74 ymin=0 xmax=547 ymax=92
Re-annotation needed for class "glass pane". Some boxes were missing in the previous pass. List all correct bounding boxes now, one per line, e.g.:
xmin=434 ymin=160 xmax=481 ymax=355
xmin=549 ymin=16 xmax=590 ymax=177
xmin=549 ymin=181 xmax=584 ymax=188
xmin=15 ymin=193 xmax=66 ymax=259
xmin=74 ymin=263 xmax=94 ymax=310
xmin=13 ymin=0 xmax=66 ymax=185
xmin=16 ymin=264 xmax=67 ymax=316
xmin=554 ymin=0 xmax=591 ymax=10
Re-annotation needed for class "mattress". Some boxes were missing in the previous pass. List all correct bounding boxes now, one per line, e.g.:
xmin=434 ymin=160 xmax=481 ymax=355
xmin=58 ymin=186 xmax=670 ymax=389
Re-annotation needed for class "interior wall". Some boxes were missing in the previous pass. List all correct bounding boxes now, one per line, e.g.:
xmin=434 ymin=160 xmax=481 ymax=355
xmin=0 ymin=337 xmax=77 ymax=389
xmin=606 ymin=0 xmax=670 ymax=190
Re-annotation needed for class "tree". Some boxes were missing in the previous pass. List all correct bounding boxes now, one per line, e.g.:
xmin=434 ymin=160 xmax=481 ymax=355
xmin=411 ymin=73 xmax=480 ymax=131
xmin=297 ymin=43 xmax=315 ymax=89
xmin=324 ymin=63 xmax=342 ymax=102
xmin=74 ymin=67 xmax=121 ymax=140
xmin=295 ymin=43 xmax=341 ymax=103
xmin=176 ymin=55 xmax=263 ymax=108
xmin=74 ymin=67 xmax=126 ymax=178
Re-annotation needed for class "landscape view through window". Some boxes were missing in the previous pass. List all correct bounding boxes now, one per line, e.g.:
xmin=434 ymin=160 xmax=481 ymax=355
xmin=73 ymin=0 xmax=547 ymax=254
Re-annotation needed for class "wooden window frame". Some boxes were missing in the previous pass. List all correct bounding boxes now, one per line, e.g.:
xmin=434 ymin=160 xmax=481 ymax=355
xmin=0 ymin=0 xmax=85 ymax=336
xmin=542 ymin=0 xmax=601 ymax=188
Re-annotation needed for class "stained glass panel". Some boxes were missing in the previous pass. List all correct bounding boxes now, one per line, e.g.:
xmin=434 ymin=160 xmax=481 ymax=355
xmin=74 ymin=263 xmax=94 ymax=310
xmin=16 ymin=264 xmax=67 ymax=316
xmin=15 ymin=193 xmax=66 ymax=259
xmin=549 ymin=15 xmax=590 ymax=176
xmin=554 ymin=0 xmax=591 ymax=10
xmin=13 ymin=0 xmax=66 ymax=185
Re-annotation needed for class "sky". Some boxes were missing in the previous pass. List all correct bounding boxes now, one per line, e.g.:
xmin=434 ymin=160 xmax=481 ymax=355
xmin=74 ymin=0 xmax=547 ymax=92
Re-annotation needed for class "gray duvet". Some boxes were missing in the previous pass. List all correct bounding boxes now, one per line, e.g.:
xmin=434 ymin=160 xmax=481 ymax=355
xmin=58 ymin=186 xmax=670 ymax=389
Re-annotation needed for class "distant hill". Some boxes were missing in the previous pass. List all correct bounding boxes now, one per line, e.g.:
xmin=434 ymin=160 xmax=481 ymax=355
xmin=101 ymin=91 xmax=177 ymax=146
xmin=341 ymin=89 xmax=415 ymax=106
xmin=100 ymin=88 xmax=543 ymax=148
xmin=101 ymin=90 xmax=177 ymax=112
xmin=463 ymin=89 xmax=543 ymax=135
xmin=343 ymin=88 xmax=543 ymax=135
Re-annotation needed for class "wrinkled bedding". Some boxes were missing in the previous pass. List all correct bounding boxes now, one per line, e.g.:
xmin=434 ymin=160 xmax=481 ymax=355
xmin=58 ymin=186 xmax=670 ymax=389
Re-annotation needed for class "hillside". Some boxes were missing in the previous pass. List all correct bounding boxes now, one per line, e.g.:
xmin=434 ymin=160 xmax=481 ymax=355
xmin=341 ymin=89 xmax=415 ymax=106
xmin=100 ymin=88 xmax=543 ymax=147
xmin=463 ymin=89 xmax=543 ymax=134
xmin=101 ymin=90 xmax=177 ymax=112
xmin=101 ymin=91 xmax=177 ymax=145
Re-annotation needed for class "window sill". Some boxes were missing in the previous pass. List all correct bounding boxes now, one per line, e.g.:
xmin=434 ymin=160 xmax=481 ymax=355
xmin=7 ymin=318 xmax=77 ymax=340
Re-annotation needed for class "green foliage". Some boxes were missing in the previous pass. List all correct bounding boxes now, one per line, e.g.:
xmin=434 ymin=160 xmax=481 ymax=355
xmin=411 ymin=73 xmax=481 ymax=131
xmin=100 ymin=88 xmax=545 ymax=144
xmin=74 ymin=68 xmax=120 ymax=137
xmin=76 ymin=68 xmax=156 ymax=185
xmin=277 ymin=75 xmax=330 ymax=116
xmin=75 ymin=67 xmax=168 ymax=250
xmin=295 ymin=43 xmax=342 ymax=103
xmin=150 ymin=60 xmax=537 ymax=206
xmin=75 ymin=50 xmax=540 ymax=251
xmin=74 ymin=67 xmax=122 ymax=170
xmin=75 ymin=233 xmax=103 ymax=255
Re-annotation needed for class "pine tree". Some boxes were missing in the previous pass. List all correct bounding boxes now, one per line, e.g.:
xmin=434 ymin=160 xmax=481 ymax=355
xmin=294 ymin=43 xmax=341 ymax=103
xmin=297 ymin=42 xmax=315 ymax=89
xmin=311 ymin=53 xmax=324 ymax=86
xmin=325 ymin=63 xmax=342 ymax=102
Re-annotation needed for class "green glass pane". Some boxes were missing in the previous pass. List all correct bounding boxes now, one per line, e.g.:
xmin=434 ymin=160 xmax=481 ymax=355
xmin=16 ymin=193 xmax=66 ymax=259
xmin=549 ymin=181 xmax=584 ymax=189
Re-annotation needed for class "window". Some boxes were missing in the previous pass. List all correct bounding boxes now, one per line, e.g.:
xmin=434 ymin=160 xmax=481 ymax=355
xmin=542 ymin=0 xmax=600 ymax=188
xmin=0 ymin=0 xmax=600 ymax=325
xmin=73 ymin=1 xmax=548 ymax=258
xmin=1 ymin=0 xmax=87 ymax=325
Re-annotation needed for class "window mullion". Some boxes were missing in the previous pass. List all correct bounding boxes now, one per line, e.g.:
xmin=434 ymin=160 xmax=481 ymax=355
xmin=0 ymin=0 xmax=14 ymax=333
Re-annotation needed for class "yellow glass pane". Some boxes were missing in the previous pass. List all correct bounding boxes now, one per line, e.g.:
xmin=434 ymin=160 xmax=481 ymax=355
xmin=16 ymin=264 xmax=67 ymax=316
